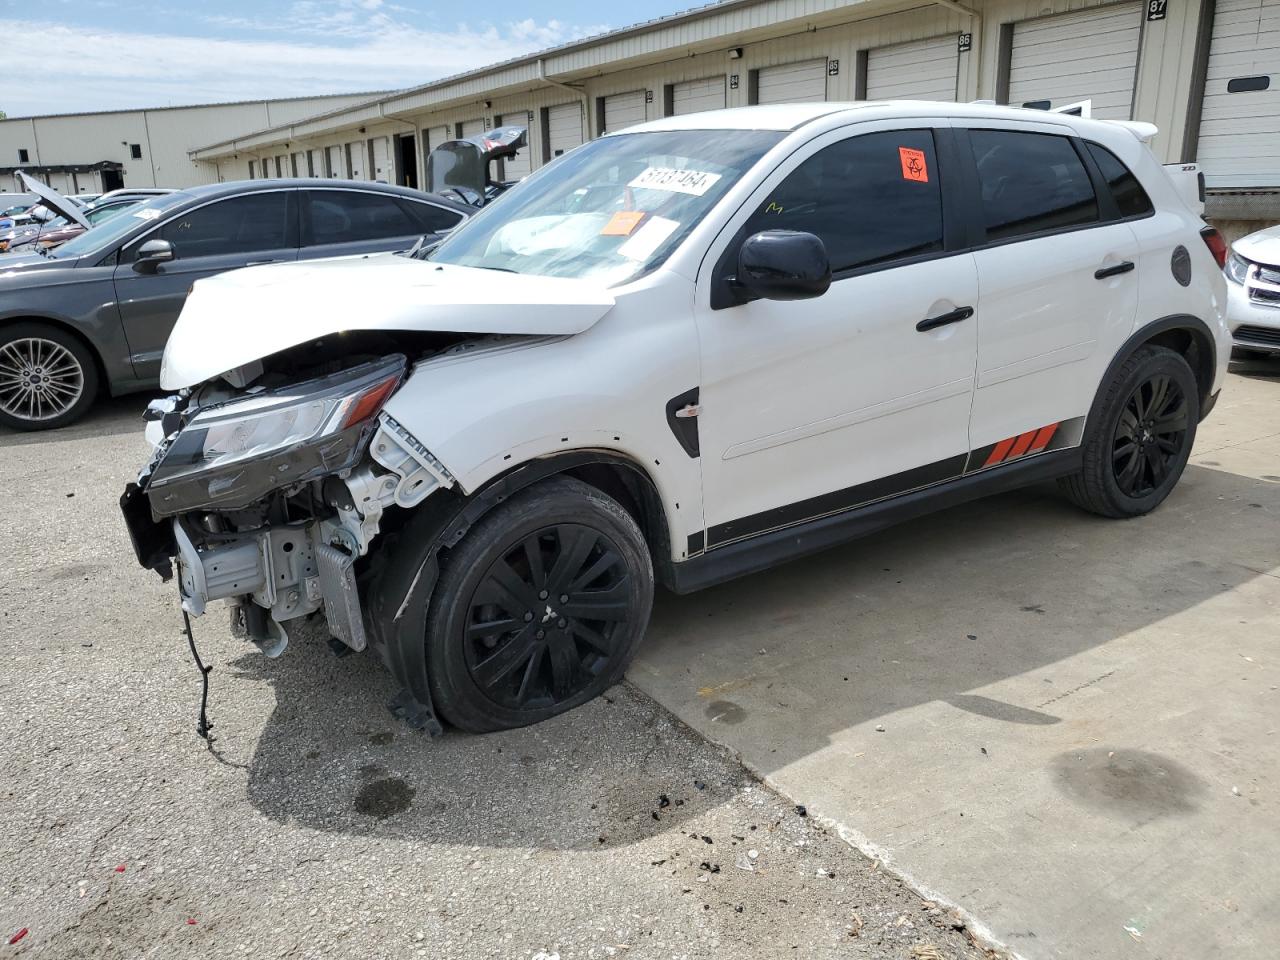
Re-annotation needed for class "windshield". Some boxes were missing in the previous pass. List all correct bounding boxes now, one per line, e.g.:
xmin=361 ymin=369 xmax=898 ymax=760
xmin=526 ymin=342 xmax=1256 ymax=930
xmin=52 ymin=191 xmax=192 ymax=260
xmin=429 ymin=129 xmax=783 ymax=285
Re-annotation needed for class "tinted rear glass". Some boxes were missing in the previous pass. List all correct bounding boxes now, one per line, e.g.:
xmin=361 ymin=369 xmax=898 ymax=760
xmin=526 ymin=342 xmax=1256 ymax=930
xmin=970 ymin=130 xmax=1098 ymax=241
xmin=1085 ymin=142 xmax=1153 ymax=219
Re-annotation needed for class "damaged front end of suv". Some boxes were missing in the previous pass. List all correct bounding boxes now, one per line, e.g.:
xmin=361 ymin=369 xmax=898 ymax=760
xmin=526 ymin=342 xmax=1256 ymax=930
xmin=121 ymin=333 xmax=471 ymax=732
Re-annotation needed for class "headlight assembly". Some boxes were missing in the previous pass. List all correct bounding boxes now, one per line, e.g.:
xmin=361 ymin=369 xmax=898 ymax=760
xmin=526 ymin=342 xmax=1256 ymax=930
xmin=145 ymin=355 xmax=406 ymax=516
xmin=1225 ymin=252 xmax=1252 ymax=285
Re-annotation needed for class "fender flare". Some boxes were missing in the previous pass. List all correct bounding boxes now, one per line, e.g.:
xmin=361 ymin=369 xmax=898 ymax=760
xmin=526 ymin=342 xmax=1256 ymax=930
xmin=365 ymin=449 xmax=669 ymax=734
xmin=1085 ymin=314 xmax=1218 ymax=436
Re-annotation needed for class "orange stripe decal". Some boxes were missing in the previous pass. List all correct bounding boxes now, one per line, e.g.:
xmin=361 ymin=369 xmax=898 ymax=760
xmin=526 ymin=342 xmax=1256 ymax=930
xmin=1028 ymin=422 xmax=1059 ymax=453
xmin=984 ymin=437 xmax=1016 ymax=467
xmin=1007 ymin=430 xmax=1038 ymax=459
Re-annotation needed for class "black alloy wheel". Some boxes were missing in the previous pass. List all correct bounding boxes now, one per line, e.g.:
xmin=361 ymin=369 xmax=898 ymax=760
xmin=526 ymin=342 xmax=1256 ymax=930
xmin=464 ymin=523 xmax=632 ymax=711
xmin=1111 ymin=373 xmax=1189 ymax=499
xmin=1060 ymin=344 xmax=1199 ymax=519
xmin=425 ymin=475 xmax=653 ymax=733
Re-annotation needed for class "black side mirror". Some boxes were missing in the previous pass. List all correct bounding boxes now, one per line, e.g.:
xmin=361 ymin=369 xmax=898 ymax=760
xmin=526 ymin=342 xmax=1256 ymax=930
xmin=734 ymin=230 xmax=831 ymax=302
xmin=133 ymin=238 xmax=174 ymax=274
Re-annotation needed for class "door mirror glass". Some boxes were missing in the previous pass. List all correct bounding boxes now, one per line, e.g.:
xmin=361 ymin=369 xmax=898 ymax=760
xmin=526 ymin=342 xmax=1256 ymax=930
xmin=132 ymin=238 xmax=174 ymax=273
xmin=735 ymin=230 xmax=831 ymax=302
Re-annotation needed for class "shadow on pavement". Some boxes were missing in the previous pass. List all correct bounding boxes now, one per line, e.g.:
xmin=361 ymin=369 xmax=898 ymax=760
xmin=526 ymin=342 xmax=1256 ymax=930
xmin=231 ymin=628 xmax=735 ymax=849
xmin=0 ymin=393 xmax=153 ymax=448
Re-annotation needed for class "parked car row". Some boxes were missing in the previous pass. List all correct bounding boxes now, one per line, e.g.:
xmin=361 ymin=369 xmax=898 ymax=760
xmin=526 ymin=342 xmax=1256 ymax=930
xmin=0 ymin=177 xmax=473 ymax=429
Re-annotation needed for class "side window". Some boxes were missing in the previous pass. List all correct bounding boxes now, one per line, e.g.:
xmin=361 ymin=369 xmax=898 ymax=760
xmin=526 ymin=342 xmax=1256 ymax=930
xmin=302 ymin=190 xmax=420 ymax=246
xmin=969 ymin=130 xmax=1098 ymax=241
xmin=740 ymin=129 xmax=944 ymax=273
xmin=142 ymin=192 xmax=292 ymax=260
xmin=1084 ymin=142 xmax=1153 ymax=219
xmin=399 ymin=199 xmax=464 ymax=233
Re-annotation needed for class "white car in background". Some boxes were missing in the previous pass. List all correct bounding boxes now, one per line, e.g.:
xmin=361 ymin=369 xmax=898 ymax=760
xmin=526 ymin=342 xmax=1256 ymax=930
xmin=1225 ymin=225 xmax=1280 ymax=355
xmin=122 ymin=101 xmax=1229 ymax=737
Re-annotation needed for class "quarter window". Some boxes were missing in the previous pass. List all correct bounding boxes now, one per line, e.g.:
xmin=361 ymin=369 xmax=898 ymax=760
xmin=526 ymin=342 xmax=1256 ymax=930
xmin=1084 ymin=142 xmax=1153 ymax=219
xmin=969 ymin=130 xmax=1098 ymax=241
xmin=400 ymin=199 xmax=465 ymax=233
xmin=741 ymin=129 xmax=945 ymax=274
xmin=302 ymin=190 xmax=421 ymax=245
xmin=144 ymin=192 xmax=293 ymax=259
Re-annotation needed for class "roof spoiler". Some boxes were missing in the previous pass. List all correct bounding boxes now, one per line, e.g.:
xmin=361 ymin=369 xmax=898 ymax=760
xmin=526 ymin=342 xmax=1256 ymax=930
xmin=1162 ymin=161 xmax=1206 ymax=218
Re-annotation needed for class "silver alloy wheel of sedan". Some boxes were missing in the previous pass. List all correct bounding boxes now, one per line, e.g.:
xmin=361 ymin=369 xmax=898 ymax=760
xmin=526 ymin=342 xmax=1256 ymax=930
xmin=0 ymin=336 xmax=86 ymax=423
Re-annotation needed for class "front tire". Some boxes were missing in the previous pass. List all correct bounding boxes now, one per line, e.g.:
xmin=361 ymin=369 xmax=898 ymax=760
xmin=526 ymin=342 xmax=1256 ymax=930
xmin=425 ymin=476 xmax=654 ymax=733
xmin=1060 ymin=345 xmax=1199 ymax=518
xmin=0 ymin=322 xmax=99 ymax=431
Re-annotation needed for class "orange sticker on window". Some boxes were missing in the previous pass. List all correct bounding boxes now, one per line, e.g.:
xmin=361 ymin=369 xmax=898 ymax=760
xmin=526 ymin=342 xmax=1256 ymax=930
xmin=899 ymin=147 xmax=929 ymax=183
xmin=601 ymin=210 xmax=646 ymax=236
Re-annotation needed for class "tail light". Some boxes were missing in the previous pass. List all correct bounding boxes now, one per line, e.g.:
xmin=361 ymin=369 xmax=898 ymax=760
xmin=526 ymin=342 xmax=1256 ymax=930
xmin=1200 ymin=226 xmax=1228 ymax=269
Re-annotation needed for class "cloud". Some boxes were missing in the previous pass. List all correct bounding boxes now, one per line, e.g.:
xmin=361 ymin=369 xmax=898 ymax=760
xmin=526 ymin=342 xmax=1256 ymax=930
xmin=0 ymin=11 xmax=609 ymax=115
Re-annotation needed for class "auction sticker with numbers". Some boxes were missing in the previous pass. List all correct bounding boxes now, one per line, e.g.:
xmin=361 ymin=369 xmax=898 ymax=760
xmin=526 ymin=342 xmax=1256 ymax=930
xmin=628 ymin=166 xmax=722 ymax=196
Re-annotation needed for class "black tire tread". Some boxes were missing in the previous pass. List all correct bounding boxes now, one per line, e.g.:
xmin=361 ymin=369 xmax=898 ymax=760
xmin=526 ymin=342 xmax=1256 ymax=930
xmin=425 ymin=475 xmax=653 ymax=734
xmin=1059 ymin=344 xmax=1198 ymax=518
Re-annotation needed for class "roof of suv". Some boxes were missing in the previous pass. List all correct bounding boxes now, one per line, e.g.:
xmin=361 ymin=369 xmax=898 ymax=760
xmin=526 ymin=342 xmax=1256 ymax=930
xmin=175 ymin=178 xmax=474 ymax=212
xmin=622 ymin=100 xmax=1149 ymax=143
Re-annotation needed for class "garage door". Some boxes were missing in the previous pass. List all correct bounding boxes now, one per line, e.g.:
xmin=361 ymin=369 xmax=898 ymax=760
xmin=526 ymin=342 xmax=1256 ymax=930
xmin=756 ymin=59 xmax=828 ymax=104
xmin=672 ymin=76 xmax=726 ymax=115
xmin=866 ymin=35 xmax=959 ymax=101
xmin=458 ymin=118 xmax=485 ymax=139
xmin=371 ymin=138 xmax=389 ymax=184
xmin=602 ymin=91 xmax=647 ymax=133
xmin=497 ymin=112 xmax=532 ymax=179
xmin=1196 ymin=0 xmax=1280 ymax=188
xmin=305 ymin=149 xmax=321 ymax=177
xmin=548 ymin=102 xmax=584 ymax=159
xmin=345 ymin=141 xmax=366 ymax=179
xmin=1007 ymin=3 xmax=1142 ymax=120
xmin=291 ymin=152 xmax=305 ymax=177
xmin=327 ymin=144 xmax=345 ymax=179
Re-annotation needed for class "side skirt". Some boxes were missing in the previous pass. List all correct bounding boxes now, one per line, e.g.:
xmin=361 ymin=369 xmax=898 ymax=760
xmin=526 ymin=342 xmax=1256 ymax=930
xmin=668 ymin=447 xmax=1081 ymax=595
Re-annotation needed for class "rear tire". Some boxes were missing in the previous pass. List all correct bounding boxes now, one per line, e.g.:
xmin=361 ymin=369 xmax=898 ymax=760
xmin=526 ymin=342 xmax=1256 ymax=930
xmin=1060 ymin=345 xmax=1198 ymax=518
xmin=425 ymin=476 xmax=654 ymax=733
xmin=0 ymin=322 xmax=98 ymax=431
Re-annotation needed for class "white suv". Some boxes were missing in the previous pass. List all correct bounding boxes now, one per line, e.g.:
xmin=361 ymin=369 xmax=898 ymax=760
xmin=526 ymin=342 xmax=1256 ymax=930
xmin=122 ymin=102 xmax=1230 ymax=736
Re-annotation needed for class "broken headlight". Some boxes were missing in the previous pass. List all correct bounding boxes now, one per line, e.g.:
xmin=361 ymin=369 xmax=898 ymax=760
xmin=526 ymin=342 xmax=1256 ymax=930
xmin=146 ymin=355 xmax=406 ymax=516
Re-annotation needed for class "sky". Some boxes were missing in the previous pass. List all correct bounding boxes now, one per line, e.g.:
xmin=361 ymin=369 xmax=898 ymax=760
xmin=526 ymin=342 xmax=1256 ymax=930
xmin=0 ymin=0 xmax=692 ymax=117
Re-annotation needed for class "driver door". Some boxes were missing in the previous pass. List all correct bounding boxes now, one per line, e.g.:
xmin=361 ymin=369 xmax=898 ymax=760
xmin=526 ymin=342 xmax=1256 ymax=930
xmin=112 ymin=190 xmax=299 ymax=381
xmin=692 ymin=123 xmax=979 ymax=548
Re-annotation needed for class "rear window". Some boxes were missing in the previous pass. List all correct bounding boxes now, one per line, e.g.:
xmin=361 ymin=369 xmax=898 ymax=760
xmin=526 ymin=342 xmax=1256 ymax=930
xmin=1084 ymin=142 xmax=1153 ymax=219
xmin=969 ymin=130 xmax=1098 ymax=242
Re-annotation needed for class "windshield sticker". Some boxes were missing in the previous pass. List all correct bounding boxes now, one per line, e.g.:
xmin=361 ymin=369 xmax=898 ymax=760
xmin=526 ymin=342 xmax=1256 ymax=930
xmin=898 ymin=147 xmax=929 ymax=183
xmin=617 ymin=215 xmax=679 ymax=261
xmin=601 ymin=210 xmax=647 ymax=236
xmin=628 ymin=166 xmax=722 ymax=197
xmin=132 ymin=208 xmax=162 ymax=220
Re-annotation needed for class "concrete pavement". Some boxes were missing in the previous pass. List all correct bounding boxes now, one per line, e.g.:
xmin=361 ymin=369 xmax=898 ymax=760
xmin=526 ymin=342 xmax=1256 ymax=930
xmin=632 ymin=362 xmax=1280 ymax=960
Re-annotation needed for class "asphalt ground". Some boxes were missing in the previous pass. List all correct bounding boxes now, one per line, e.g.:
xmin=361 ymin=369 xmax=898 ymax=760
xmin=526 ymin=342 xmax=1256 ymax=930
xmin=0 ymin=397 xmax=994 ymax=959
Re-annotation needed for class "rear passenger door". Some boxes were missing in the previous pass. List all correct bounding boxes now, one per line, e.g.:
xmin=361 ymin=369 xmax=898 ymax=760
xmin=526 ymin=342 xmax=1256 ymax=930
xmin=959 ymin=124 xmax=1140 ymax=465
xmin=300 ymin=189 xmax=464 ymax=260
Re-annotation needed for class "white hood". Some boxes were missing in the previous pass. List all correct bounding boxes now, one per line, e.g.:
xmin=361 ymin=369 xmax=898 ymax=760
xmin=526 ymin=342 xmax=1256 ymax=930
xmin=17 ymin=171 xmax=90 ymax=229
xmin=160 ymin=253 xmax=616 ymax=389
xmin=1234 ymin=224 xmax=1280 ymax=268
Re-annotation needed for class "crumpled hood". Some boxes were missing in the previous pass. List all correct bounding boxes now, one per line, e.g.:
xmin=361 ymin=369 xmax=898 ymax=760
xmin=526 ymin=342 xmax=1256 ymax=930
xmin=160 ymin=253 xmax=616 ymax=389
xmin=1235 ymin=225 xmax=1280 ymax=267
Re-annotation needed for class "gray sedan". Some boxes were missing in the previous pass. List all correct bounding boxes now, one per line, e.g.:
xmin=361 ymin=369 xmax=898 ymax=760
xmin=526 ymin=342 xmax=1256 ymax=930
xmin=0 ymin=179 xmax=471 ymax=430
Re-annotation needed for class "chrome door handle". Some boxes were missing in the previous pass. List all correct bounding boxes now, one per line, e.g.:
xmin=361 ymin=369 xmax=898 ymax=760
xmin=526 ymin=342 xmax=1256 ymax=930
xmin=1094 ymin=260 xmax=1135 ymax=280
xmin=916 ymin=305 xmax=974 ymax=332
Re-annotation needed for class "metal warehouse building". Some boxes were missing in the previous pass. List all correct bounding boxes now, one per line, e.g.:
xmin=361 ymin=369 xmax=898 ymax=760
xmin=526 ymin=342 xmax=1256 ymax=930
xmin=0 ymin=92 xmax=390 ymax=197
xmin=3 ymin=0 xmax=1278 ymax=234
